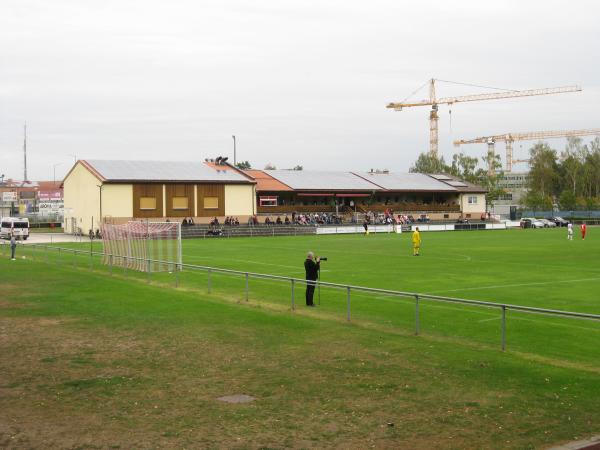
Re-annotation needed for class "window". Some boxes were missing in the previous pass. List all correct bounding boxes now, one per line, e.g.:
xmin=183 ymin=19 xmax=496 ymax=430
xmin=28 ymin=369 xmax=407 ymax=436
xmin=172 ymin=197 xmax=188 ymax=210
xmin=259 ymin=196 xmax=278 ymax=207
xmin=468 ymin=196 xmax=478 ymax=205
xmin=204 ymin=197 xmax=219 ymax=209
xmin=140 ymin=197 xmax=156 ymax=210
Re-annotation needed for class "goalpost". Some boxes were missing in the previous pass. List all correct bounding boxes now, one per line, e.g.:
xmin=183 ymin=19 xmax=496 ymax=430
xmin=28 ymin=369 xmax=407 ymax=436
xmin=101 ymin=221 xmax=182 ymax=272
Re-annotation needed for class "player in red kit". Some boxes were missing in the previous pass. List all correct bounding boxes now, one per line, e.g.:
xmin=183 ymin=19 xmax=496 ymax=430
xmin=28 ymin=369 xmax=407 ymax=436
xmin=580 ymin=223 xmax=587 ymax=240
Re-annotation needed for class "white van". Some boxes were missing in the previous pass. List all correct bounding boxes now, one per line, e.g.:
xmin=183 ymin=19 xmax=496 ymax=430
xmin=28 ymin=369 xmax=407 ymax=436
xmin=0 ymin=217 xmax=30 ymax=240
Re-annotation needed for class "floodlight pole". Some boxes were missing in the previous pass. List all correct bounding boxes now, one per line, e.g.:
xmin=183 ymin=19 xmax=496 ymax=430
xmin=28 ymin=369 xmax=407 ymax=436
xmin=96 ymin=184 xmax=103 ymax=226
xmin=232 ymin=135 xmax=237 ymax=166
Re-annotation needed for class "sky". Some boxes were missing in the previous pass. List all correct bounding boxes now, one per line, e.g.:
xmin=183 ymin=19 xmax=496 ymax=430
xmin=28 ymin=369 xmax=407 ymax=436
xmin=1 ymin=0 xmax=599 ymax=181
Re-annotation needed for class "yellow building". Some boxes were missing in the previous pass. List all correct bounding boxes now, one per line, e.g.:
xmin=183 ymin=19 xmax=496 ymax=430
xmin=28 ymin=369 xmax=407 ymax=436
xmin=62 ymin=160 xmax=256 ymax=233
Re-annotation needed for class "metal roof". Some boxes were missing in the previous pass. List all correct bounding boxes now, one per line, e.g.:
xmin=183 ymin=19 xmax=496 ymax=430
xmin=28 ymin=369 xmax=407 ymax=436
xmin=354 ymin=172 xmax=457 ymax=191
xmin=83 ymin=160 xmax=252 ymax=183
xmin=265 ymin=170 xmax=378 ymax=191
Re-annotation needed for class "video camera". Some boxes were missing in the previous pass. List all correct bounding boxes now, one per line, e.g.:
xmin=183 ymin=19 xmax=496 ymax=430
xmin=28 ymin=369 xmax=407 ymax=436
xmin=319 ymin=256 xmax=328 ymax=261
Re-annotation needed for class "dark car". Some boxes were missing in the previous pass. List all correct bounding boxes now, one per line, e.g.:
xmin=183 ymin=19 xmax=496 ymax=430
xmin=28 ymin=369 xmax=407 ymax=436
xmin=548 ymin=216 xmax=569 ymax=227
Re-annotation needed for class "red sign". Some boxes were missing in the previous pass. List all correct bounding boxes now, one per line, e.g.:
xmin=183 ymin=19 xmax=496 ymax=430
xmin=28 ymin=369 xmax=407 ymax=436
xmin=39 ymin=190 xmax=63 ymax=200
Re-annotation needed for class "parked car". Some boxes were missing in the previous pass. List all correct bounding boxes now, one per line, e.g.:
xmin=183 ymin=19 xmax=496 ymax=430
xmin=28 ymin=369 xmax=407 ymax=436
xmin=520 ymin=218 xmax=545 ymax=229
xmin=539 ymin=218 xmax=557 ymax=228
xmin=551 ymin=216 xmax=570 ymax=227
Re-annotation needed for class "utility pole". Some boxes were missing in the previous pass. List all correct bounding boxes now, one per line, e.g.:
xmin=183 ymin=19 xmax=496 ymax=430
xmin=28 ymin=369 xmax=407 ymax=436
xmin=232 ymin=135 xmax=237 ymax=166
xmin=23 ymin=123 xmax=28 ymax=182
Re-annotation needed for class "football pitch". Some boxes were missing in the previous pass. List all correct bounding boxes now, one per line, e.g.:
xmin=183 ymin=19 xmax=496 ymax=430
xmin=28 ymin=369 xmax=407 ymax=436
xmin=1 ymin=228 xmax=599 ymax=448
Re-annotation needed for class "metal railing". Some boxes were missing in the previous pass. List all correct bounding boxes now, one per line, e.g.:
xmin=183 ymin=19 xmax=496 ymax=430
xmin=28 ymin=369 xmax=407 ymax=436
xmin=2 ymin=241 xmax=599 ymax=352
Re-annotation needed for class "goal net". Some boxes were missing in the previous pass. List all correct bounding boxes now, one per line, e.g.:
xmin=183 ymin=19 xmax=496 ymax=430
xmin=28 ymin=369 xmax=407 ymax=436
xmin=101 ymin=221 xmax=182 ymax=272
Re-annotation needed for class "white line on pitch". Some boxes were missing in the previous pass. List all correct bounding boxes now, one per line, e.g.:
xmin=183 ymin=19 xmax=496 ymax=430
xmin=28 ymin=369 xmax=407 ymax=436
xmin=478 ymin=316 xmax=500 ymax=322
xmin=182 ymin=254 xmax=330 ymax=272
xmin=425 ymin=276 xmax=600 ymax=294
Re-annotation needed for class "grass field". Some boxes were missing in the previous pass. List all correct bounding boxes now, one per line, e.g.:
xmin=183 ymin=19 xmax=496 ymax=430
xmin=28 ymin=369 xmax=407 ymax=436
xmin=1 ymin=228 xmax=599 ymax=448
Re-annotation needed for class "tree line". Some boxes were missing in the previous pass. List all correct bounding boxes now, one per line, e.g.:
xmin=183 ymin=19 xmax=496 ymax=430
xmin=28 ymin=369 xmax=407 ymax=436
xmin=409 ymin=149 xmax=504 ymax=207
xmin=410 ymin=136 xmax=600 ymax=211
xmin=524 ymin=136 xmax=600 ymax=210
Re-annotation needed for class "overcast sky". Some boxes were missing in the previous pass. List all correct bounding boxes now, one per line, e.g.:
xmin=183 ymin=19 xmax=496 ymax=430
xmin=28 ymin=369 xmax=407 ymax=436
xmin=1 ymin=0 xmax=599 ymax=181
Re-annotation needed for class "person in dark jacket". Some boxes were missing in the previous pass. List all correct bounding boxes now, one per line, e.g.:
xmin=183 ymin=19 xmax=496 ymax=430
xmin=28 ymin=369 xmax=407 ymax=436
xmin=304 ymin=251 xmax=320 ymax=307
xmin=10 ymin=234 xmax=17 ymax=260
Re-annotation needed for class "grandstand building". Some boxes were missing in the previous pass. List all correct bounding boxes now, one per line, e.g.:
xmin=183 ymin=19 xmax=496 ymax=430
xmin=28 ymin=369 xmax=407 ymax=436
xmin=62 ymin=159 xmax=488 ymax=233
xmin=245 ymin=169 xmax=487 ymax=220
xmin=62 ymin=160 xmax=256 ymax=234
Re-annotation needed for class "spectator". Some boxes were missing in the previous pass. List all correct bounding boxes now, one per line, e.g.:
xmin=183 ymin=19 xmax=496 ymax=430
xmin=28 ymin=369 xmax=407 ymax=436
xmin=10 ymin=234 xmax=17 ymax=260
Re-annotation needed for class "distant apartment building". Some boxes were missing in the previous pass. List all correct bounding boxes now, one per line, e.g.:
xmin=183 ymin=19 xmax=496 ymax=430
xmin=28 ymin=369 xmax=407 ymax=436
xmin=492 ymin=171 xmax=529 ymax=217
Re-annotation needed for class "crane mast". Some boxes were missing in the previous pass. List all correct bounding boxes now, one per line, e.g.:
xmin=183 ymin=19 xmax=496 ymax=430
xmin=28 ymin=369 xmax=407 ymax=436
xmin=387 ymin=79 xmax=582 ymax=159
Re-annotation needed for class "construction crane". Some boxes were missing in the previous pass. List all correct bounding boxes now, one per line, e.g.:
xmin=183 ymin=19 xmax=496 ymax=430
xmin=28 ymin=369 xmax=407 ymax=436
xmin=386 ymin=79 xmax=581 ymax=159
xmin=454 ymin=128 xmax=600 ymax=173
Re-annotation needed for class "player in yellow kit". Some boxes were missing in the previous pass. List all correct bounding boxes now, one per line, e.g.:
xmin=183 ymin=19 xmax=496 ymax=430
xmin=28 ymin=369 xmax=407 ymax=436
xmin=412 ymin=227 xmax=421 ymax=256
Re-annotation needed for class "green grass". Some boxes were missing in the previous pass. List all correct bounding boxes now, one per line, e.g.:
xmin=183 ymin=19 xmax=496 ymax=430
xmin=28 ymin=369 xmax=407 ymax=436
xmin=1 ymin=229 xmax=599 ymax=447
xmin=35 ymin=228 xmax=600 ymax=362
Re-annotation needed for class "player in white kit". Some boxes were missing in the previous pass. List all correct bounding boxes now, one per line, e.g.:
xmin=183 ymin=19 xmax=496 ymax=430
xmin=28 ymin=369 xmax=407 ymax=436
xmin=567 ymin=222 xmax=573 ymax=240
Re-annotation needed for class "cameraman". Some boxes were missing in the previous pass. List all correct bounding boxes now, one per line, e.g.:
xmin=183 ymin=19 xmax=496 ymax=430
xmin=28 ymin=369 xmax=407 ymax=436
xmin=304 ymin=251 xmax=320 ymax=307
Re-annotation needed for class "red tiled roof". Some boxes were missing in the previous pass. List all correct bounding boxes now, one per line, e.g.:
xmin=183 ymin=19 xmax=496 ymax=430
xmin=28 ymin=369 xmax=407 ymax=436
xmin=244 ymin=170 xmax=293 ymax=191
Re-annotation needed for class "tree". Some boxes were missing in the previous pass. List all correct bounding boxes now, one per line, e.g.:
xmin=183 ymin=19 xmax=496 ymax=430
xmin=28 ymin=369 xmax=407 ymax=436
xmin=264 ymin=163 xmax=277 ymax=170
xmin=558 ymin=190 xmax=577 ymax=210
xmin=448 ymin=153 xmax=478 ymax=183
xmin=409 ymin=152 xmax=447 ymax=174
xmin=524 ymin=190 xmax=553 ymax=212
xmin=528 ymin=142 xmax=559 ymax=199
xmin=234 ymin=160 xmax=252 ymax=170
xmin=560 ymin=137 xmax=587 ymax=196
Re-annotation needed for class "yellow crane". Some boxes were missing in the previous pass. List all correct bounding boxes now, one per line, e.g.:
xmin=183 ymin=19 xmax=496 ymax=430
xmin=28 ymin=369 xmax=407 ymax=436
xmin=454 ymin=128 xmax=600 ymax=172
xmin=386 ymin=79 xmax=581 ymax=159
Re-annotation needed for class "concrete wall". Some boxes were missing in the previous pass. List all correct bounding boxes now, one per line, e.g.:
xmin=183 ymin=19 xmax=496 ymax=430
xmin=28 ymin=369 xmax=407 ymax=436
xmin=460 ymin=193 xmax=486 ymax=215
xmin=225 ymin=184 xmax=256 ymax=216
xmin=63 ymin=163 xmax=102 ymax=233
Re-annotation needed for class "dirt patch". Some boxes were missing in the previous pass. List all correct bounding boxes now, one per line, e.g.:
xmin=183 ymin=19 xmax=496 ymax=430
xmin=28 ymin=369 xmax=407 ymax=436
xmin=0 ymin=301 xmax=26 ymax=310
xmin=217 ymin=394 xmax=256 ymax=404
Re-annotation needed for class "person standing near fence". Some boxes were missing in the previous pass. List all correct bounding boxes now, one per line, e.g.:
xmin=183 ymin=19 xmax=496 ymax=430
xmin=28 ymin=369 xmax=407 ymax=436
xmin=10 ymin=234 xmax=17 ymax=260
xmin=304 ymin=251 xmax=320 ymax=307
xmin=412 ymin=227 xmax=421 ymax=256
xmin=581 ymin=222 xmax=587 ymax=240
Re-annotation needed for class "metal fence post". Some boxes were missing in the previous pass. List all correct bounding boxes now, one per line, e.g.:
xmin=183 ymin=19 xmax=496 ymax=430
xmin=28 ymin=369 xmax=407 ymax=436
xmin=346 ymin=286 xmax=351 ymax=321
xmin=415 ymin=294 xmax=420 ymax=335
xmin=89 ymin=249 xmax=92 ymax=270
xmin=208 ymin=268 xmax=212 ymax=293
xmin=245 ymin=272 xmax=249 ymax=301
xmin=501 ymin=305 xmax=506 ymax=351
xmin=291 ymin=279 xmax=295 ymax=310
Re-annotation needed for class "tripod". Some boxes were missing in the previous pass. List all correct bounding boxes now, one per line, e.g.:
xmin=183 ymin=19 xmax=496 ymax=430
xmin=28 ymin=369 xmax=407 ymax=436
xmin=317 ymin=263 xmax=321 ymax=305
